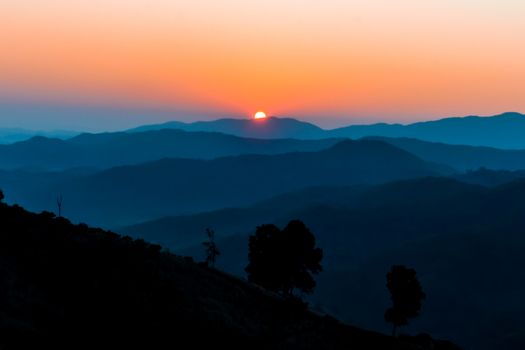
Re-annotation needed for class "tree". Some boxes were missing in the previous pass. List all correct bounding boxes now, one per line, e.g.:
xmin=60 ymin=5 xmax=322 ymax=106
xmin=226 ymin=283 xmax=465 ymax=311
xmin=0 ymin=190 xmax=4 ymax=203
xmin=202 ymin=228 xmax=220 ymax=267
xmin=56 ymin=194 xmax=64 ymax=217
xmin=245 ymin=220 xmax=323 ymax=298
xmin=385 ymin=265 xmax=426 ymax=337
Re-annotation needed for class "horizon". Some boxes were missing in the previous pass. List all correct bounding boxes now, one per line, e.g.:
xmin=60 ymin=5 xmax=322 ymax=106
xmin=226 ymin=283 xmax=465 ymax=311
xmin=2 ymin=1 xmax=525 ymax=130
xmin=0 ymin=102 xmax=523 ymax=133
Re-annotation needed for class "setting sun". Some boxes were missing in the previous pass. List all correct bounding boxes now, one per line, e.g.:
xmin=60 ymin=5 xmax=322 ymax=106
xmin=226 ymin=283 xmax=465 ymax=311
xmin=254 ymin=111 xmax=267 ymax=120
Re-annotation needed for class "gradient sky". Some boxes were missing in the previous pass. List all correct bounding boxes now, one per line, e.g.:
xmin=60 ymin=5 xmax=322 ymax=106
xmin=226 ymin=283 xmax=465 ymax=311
xmin=1 ymin=0 xmax=524 ymax=130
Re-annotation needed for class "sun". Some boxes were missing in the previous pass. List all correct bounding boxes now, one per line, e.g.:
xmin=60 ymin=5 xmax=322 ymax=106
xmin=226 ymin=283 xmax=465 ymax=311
xmin=254 ymin=111 xmax=267 ymax=120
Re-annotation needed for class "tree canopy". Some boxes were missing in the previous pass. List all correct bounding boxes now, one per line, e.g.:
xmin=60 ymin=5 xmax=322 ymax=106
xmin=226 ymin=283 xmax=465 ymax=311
xmin=202 ymin=228 xmax=220 ymax=267
xmin=385 ymin=265 xmax=426 ymax=336
xmin=245 ymin=220 xmax=323 ymax=297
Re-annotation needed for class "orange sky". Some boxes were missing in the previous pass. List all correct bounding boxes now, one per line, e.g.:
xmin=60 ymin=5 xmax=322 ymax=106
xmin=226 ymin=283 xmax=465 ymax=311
xmin=1 ymin=0 xmax=524 ymax=128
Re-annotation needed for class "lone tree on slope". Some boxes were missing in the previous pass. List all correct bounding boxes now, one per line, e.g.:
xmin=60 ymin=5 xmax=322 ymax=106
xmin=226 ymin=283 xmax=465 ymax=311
xmin=202 ymin=228 xmax=220 ymax=268
xmin=385 ymin=265 xmax=426 ymax=337
xmin=56 ymin=194 xmax=64 ymax=217
xmin=245 ymin=220 xmax=323 ymax=298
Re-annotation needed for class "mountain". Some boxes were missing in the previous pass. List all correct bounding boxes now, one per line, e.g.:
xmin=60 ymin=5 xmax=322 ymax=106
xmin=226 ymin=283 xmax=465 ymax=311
xmin=129 ymin=116 xmax=326 ymax=139
xmin=452 ymin=168 xmax=525 ymax=186
xmin=121 ymin=177 xmax=525 ymax=350
xmin=0 ymin=196 xmax=459 ymax=349
xmin=365 ymin=136 xmax=525 ymax=171
xmin=127 ymin=112 xmax=525 ymax=149
xmin=6 ymin=128 xmax=525 ymax=173
xmin=331 ymin=112 xmax=525 ymax=149
xmin=0 ymin=140 xmax=450 ymax=227
xmin=0 ymin=128 xmax=78 ymax=144
xmin=0 ymin=129 xmax=342 ymax=170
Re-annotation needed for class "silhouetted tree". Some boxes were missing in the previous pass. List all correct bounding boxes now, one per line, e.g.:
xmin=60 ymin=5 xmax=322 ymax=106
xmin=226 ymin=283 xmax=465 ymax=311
xmin=56 ymin=194 xmax=63 ymax=217
xmin=385 ymin=265 xmax=426 ymax=337
xmin=0 ymin=190 xmax=4 ymax=203
xmin=202 ymin=228 xmax=220 ymax=267
xmin=245 ymin=220 xmax=323 ymax=298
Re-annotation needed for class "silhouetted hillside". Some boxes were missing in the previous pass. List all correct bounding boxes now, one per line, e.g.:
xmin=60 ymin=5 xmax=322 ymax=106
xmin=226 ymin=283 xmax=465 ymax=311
xmin=331 ymin=112 xmax=525 ymax=149
xmin=0 ymin=129 xmax=342 ymax=170
xmin=129 ymin=116 xmax=325 ymax=139
xmin=0 ymin=198 xmax=459 ymax=349
xmin=366 ymin=136 xmax=525 ymax=171
xmin=0 ymin=140 xmax=449 ymax=226
xmin=123 ymin=177 xmax=525 ymax=349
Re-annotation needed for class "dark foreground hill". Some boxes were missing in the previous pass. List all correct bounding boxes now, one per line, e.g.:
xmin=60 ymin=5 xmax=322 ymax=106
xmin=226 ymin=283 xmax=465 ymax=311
xmin=122 ymin=177 xmax=525 ymax=350
xmin=0 ymin=196 xmax=459 ymax=350
xmin=0 ymin=139 xmax=450 ymax=227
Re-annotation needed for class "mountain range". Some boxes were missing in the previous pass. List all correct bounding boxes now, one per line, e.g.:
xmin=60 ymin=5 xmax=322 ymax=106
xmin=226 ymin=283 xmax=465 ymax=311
xmin=4 ymin=121 xmax=525 ymax=172
xmin=129 ymin=112 xmax=525 ymax=149
xmin=3 ymin=112 xmax=525 ymax=149
xmin=128 ymin=116 xmax=326 ymax=139
xmin=0 ymin=139 xmax=447 ymax=227
xmin=2 ymin=111 xmax=525 ymax=350
xmin=0 ymin=129 xmax=342 ymax=170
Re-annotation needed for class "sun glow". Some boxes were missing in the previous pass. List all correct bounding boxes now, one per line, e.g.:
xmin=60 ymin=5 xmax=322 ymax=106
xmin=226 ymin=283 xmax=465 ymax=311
xmin=254 ymin=111 xmax=267 ymax=120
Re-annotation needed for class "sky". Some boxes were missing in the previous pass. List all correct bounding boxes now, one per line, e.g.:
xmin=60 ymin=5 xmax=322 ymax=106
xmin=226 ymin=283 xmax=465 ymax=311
xmin=1 ymin=0 xmax=524 ymax=131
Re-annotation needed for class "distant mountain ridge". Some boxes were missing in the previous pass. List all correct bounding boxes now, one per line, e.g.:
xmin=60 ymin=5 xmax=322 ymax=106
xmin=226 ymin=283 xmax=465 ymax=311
xmin=0 ymin=128 xmax=79 ymax=144
xmin=128 ymin=112 xmax=525 ymax=149
xmin=4 ymin=126 xmax=525 ymax=172
xmin=365 ymin=136 xmax=525 ymax=171
xmin=129 ymin=116 xmax=325 ymax=139
xmin=0 ymin=129 xmax=343 ymax=170
xmin=0 ymin=139 xmax=449 ymax=227
xmin=331 ymin=112 xmax=525 ymax=149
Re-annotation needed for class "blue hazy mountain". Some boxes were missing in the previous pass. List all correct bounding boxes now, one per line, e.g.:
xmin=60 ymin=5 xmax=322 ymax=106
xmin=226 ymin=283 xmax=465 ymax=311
xmin=128 ymin=112 xmax=525 ymax=148
xmin=0 ymin=140 xmax=449 ymax=227
xmin=0 ymin=127 xmax=78 ymax=144
xmin=364 ymin=136 xmax=525 ymax=171
xmin=330 ymin=112 xmax=525 ymax=149
xmin=0 ymin=129 xmax=343 ymax=170
xmin=128 ymin=116 xmax=326 ymax=139
xmin=5 ymin=125 xmax=525 ymax=172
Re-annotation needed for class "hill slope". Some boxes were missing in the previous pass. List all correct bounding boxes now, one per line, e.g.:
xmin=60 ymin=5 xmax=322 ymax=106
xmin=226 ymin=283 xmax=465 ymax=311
xmin=0 ymin=197 xmax=458 ymax=349
xmin=0 ymin=129 xmax=342 ymax=171
xmin=331 ymin=112 xmax=525 ymax=149
xmin=122 ymin=177 xmax=525 ymax=350
xmin=0 ymin=140 xmax=449 ymax=226
xmin=366 ymin=136 xmax=525 ymax=171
